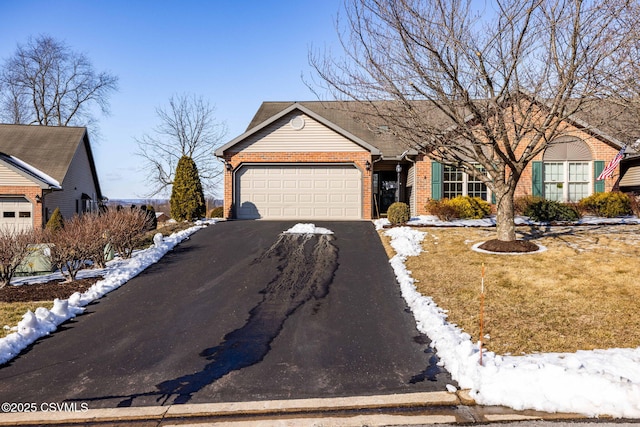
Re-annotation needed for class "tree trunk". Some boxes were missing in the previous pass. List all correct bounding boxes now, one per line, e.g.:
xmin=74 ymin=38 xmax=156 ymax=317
xmin=494 ymin=186 xmax=517 ymax=242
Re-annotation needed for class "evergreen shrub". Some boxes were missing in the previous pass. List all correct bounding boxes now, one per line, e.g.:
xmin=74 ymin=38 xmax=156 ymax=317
xmin=170 ymin=156 xmax=206 ymax=221
xmin=387 ymin=202 xmax=410 ymax=225
xmin=45 ymin=207 xmax=64 ymax=232
xmin=578 ymin=192 xmax=632 ymax=218
xmin=523 ymin=198 xmax=581 ymax=222
xmin=426 ymin=196 xmax=491 ymax=220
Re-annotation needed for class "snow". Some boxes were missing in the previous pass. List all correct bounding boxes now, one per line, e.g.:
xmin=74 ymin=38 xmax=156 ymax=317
xmin=283 ymin=223 xmax=334 ymax=235
xmin=374 ymin=214 xmax=640 ymax=230
xmin=4 ymin=154 xmax=62 ymax=189
xmin=384 ymin=225 xmax=640 ymax=418
xmin=0 ymin=219 xmax=217 ymax=365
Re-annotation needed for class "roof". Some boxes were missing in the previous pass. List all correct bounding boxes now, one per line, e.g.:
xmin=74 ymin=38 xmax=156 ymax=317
xmin=220 ymin=98 xmax=634 ymax=159
xmin=0 ymin=153 xmax=61 ymax=189
xmin=0 ymin=124 xmax=102 ymax=197
xmin=216 ymin=102 xmax=422 ymax=158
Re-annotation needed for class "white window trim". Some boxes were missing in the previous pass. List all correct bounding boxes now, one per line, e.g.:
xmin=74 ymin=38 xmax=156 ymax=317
xmin=443 ymin=165 xmax=492 ymax=202
xmin=543 ymin=160 xmax=593 ymax=202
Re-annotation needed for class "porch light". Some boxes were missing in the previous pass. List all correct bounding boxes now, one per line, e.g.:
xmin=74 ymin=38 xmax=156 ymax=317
xmin=365 ymin=160 xmax=371 ymax=171
xmin=225 ymin=162 xmax=233 ymax=171
xmin=395 ymin=163 xmax=402 ymax=202
xmin=395 ymin=164 xmax=402 ymax=173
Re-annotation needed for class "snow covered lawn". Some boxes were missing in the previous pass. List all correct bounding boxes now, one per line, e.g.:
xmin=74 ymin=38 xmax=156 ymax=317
xmin=378 ymin=216 xmax=640 ymax=418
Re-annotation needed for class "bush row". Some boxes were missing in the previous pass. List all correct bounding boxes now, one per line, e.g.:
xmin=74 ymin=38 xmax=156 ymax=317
xmin=426 ymin=196 xmax=492 ymax=221
xmin=0 ymin=207 xmax=153 ymax=288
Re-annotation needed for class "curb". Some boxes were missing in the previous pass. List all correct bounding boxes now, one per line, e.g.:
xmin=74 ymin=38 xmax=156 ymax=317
xmin=0 ymin=391 xmax=462 ymax=426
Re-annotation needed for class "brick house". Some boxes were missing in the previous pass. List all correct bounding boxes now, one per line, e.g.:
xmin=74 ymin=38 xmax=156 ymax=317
xmin=215 ymin=101 xmax=632 ymax=220
xmin=0 ymin=124 xmax=103 ymax=230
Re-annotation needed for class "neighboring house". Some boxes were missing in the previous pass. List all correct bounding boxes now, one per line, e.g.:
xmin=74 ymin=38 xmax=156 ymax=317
xmin=0 ymin=124 xmax=103 ymax=230
xmin=215 ymin=101 xmax=635 ymax=220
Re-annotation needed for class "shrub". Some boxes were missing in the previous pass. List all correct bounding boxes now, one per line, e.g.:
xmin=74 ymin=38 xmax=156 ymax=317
xmin=523 ymin=199 xmax=581 ymax=222
xmin=0 ymin=228 xmax=40 ymax=288
xmin=140 ymin=205 xmax=158 ymax=231
xmin=44 ymin=215 xmax=96 ymax=282
xmin=387 ymin=202 xmax=410 ymax=225
xmin=514 ymin=195 xmax=545 ymax=215
xmin=170 ymin=155 xmax=206 ymax=221
xmin=209 ymin=206 xmax=224 ymax=218
xmin=578 ymin=192 xmax=632 ymax=218
xmin=426 ymin=196 xmax=491 ymax=220
xmin=46 ymin=207 xmax=64 ymax=232
xmin=103 ymin=207 xmax=149 ymax=259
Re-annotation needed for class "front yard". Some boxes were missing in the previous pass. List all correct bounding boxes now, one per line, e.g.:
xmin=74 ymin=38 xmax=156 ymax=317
xmin=380 ymin=224 xmax=640 ymax=355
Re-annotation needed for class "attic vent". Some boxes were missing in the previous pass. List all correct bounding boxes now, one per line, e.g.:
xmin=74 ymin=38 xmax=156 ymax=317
xmin=543 ymin=138 xmax=592 ymax=161
xmin=290 ymin=116 xmax=305 ymax=131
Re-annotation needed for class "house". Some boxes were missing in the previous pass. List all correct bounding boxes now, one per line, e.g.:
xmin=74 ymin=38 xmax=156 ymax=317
xmin=215 ymin=101 xmax=634 ymax=220
xmin=0 ymin=124 xmax=103 ymax=230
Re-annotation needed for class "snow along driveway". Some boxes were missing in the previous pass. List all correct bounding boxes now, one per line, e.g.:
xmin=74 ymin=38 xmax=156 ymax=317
xmin=378 ymin=218 xmax=640 ymax=419
xmin=0 ymin=220 xmax=453 ymax=408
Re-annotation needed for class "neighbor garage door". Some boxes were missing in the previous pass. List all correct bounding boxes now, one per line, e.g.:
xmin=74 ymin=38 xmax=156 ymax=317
xmin=235 ymin=165 xmax=362 ymax=220
xmin=0 ymin=197 xmax=33 ymax=231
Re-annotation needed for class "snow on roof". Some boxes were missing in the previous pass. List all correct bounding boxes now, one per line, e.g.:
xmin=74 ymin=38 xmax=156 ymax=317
xmin=0 ymin=153 xmax=61 ymax=189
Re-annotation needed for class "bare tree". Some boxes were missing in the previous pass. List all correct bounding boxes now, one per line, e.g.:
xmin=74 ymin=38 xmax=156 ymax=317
xmin=0 ymin=35 xmax=118 ymax=127
xmin=135 ymin=93 xmax=228 ymax=197
xmin=311 ymin=0 xmax=640 ymax=242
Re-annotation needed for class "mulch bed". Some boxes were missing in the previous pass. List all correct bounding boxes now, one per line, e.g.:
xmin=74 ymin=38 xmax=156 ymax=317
xmin=0 ymin=277 xmax=102 ymax=303
xmin=478 ymin=239 xmax=540 ymax=253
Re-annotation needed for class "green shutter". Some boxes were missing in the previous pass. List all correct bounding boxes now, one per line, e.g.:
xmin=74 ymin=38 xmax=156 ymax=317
xmin=594 ymin=160 xmax=605 ymax=193
xmin=532 ymin=161 xmax=543 ymax=197
xmin=431 ymin=161 xmax=442 ymax=200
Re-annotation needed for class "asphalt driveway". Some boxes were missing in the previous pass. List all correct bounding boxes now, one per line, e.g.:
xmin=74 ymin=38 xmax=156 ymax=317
xmin=0 ymin=221 xmax=453 ymax=408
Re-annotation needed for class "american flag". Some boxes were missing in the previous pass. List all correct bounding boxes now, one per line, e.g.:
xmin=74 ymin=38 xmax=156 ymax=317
xmin=597 ymin=146 xmax=626 ymax=181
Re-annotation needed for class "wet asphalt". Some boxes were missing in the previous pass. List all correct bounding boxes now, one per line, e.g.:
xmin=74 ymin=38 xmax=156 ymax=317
xmin=0 ymin=221 xmax=454 ymax=408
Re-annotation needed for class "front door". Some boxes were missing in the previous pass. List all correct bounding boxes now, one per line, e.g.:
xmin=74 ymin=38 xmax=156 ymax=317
xmin=373 ymin=171 xmax=399 ymax=216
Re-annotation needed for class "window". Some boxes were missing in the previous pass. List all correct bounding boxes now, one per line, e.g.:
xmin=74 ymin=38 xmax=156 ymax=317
xmin=442 ymin=165 xmax=489 ymax=200
xmin=3 ymin=212 xmax=15 ymax=218
xmin=19 ymin=212 xmax=31 ymax=218
xmin=541 ymin=138 xmax=593 ymax=202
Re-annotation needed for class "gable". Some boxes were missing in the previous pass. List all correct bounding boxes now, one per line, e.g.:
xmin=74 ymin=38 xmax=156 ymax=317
xmin=0 ymin=162 xmax=40 ymax=187
xmin=229 ymin=112 xmax=367 ymax=153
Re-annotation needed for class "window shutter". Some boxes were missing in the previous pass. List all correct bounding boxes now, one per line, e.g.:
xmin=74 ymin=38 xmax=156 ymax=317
xmin=532 ymin=161 xmax=543 ymax=197
xmin=431 ymin=161 xmax=442 ymax=200
xmin=594 ymin=160 xmax=605 ymax=193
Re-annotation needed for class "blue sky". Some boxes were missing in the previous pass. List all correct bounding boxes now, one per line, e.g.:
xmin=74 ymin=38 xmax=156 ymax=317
xmin=0 ymin=1 xmax=344 ymax=199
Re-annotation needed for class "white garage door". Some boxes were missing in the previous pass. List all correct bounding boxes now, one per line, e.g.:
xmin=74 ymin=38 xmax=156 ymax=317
xmin=236 ymin=165 xmax=362 ymax=220
xmin=0 ymin=197 xmax=33 ymax=231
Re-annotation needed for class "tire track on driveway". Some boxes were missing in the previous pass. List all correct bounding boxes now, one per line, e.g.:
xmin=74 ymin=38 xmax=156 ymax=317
xmin=154 ymin=232 xmax=339 ymax=405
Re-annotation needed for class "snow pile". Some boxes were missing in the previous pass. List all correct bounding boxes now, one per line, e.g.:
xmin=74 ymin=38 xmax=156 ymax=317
xmin=0 ymin=220 xmax=216 ymax=365
xmin=385 ymin=226 xmax=640 ymax=418
xmin=377 ymin=215 xmax=640 ymax=229
xmin=284 ymin=223 xmax=334 ymax=235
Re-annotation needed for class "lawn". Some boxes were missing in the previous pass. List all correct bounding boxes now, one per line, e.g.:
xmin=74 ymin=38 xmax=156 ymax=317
xmin=380 ymin=224 xmax=640 ymax=355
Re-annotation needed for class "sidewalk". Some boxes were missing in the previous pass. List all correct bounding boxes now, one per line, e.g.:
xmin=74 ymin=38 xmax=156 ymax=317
xmin=0 ymin=391 xmax=588 ymax=426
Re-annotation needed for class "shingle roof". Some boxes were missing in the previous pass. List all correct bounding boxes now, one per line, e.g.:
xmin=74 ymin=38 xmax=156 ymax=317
xmin=246 ymin=101 xmax=444 ymax=158
xmin=238 ymin=99 xmax=633 ymax=158
xmin=0 ymin=124 xmax=102 ymax=197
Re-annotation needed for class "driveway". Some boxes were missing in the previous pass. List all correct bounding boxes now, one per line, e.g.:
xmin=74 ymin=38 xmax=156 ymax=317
xmin=0 ymin=221 xmax=453 ymax=408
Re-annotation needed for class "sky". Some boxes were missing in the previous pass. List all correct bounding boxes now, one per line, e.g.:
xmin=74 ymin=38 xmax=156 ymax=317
xmin=0 ymin=1 xmax=345 ymax=200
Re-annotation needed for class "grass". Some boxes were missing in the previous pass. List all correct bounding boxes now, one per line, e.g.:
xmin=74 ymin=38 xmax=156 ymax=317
xmin=380 ymin=224 xmax=640 ymax=355
xmin=0 ymin=302 xmax=53 ymax=339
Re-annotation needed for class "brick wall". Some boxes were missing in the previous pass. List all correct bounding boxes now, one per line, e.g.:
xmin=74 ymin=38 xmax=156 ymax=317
xmin=222 ymin=151 xmax=373 ymax=219
xmin=0 ymin=186 xmax=44 ymax=229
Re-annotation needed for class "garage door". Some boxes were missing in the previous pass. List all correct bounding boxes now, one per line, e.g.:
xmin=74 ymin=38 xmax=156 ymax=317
xmin=236 ymin=165 xmax=362 ymax=220
xmin=0 ymin=197 xmax=33 ymax=231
